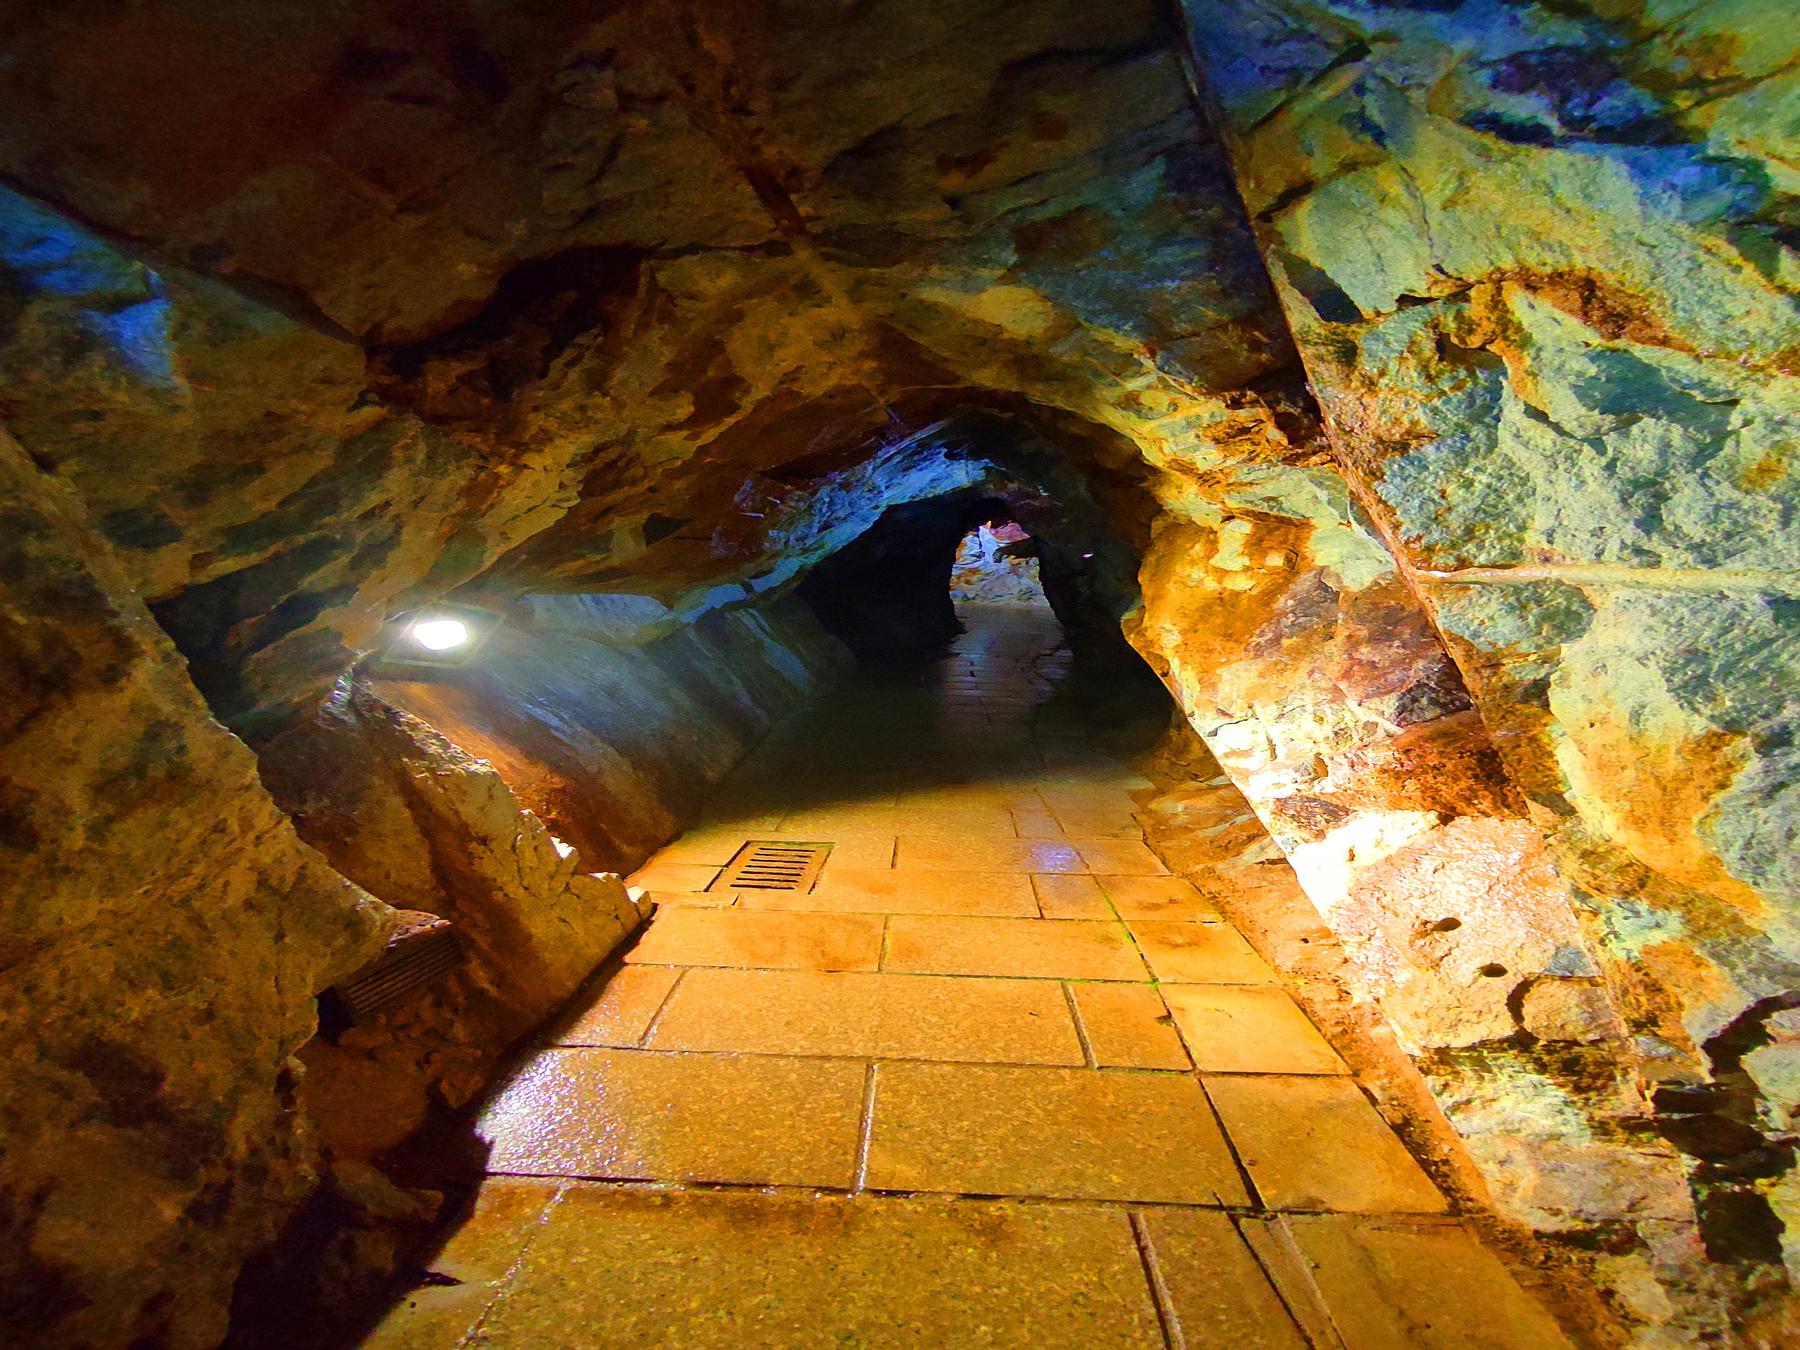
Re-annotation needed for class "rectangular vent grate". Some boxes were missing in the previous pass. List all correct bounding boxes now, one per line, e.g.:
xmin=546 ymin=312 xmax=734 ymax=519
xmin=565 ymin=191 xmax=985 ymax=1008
xmin=330 ymin=910 xmax=463 ymax=1024
xmin=712 ymin=841 xmax=832 ymax=893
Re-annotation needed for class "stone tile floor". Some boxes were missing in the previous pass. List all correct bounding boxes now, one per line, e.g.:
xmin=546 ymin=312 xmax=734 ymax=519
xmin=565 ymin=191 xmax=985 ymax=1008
xmin=365 ymin=604 xmax=1572 ymax=1348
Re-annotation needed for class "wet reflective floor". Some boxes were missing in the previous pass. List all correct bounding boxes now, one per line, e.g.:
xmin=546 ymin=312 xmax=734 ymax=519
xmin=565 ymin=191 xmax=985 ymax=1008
xmin=364 ymin=604 xmax=1571 ymax=1348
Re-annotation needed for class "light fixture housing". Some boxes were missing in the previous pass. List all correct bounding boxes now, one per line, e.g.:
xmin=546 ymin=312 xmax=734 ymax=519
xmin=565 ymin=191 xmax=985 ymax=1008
xmin=410 ymin=617 xmax=470 ymax=651
xmin=374 ymin=602 xmax=504 ymax=670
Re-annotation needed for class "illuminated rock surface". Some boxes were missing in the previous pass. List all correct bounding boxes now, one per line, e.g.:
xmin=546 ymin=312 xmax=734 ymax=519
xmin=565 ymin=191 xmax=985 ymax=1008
xmin=0 ymin=0 xmax=1793 ymax=1343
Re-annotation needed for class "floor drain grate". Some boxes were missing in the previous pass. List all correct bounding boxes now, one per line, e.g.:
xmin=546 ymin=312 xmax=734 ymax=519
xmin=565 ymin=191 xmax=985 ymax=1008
xmin=712 ymin=841 xmax=832 ymax=893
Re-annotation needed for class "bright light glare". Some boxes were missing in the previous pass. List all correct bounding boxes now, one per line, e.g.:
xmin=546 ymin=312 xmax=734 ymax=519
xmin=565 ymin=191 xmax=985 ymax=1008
xmin=410 ymin=617 xmax=470 ymax=651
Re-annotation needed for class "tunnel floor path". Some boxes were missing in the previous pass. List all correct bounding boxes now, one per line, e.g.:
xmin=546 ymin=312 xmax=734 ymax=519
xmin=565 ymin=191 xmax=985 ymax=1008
xmin=366 ymin=603 xmax=1572 ymax=1348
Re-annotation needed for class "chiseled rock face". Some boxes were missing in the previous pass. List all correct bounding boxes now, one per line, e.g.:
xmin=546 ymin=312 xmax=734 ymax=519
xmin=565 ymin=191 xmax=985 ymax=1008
xmin=1124 ymin=468 xmax=1691 ymax=1257
xmin=262 ymin=683 xmax=649 ymax=1158
xmin=0 ymin=432 xmax=389 ymax=1348
xmin=1184 ymin=0 xmax=1799 ymax=1030
xmin=1184 ymin=0 xmax=1800 ymax=1308
xmin=0 ymin=0 xmax=1305 ymax=735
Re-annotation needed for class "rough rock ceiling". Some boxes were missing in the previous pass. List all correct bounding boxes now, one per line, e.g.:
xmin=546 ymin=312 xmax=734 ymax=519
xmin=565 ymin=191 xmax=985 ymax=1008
xmin=0 ymin=0 xmax=1316 ymax=730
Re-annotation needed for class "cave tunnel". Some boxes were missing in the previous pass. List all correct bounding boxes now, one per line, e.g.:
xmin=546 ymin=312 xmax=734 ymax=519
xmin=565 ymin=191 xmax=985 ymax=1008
xmin=3 ymin=0 xmax=1798 ymax=1346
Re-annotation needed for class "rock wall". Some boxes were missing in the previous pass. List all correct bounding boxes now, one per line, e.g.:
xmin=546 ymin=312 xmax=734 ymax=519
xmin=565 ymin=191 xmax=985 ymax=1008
xmin=1125 ymin=459 xmax=1694 ymax=1262
xmin=1179 ymin=0 xmax=1800 ymax=1320
xmin=259 ymin=688 xmax=647 ymax=1166
xmin=0 ymin=433 xmax=389 ymax=1349
xmin=2 ymin=0 xmax=1795 ymax=1338
xmin=363 ymin=593 xmax=850 ymax=875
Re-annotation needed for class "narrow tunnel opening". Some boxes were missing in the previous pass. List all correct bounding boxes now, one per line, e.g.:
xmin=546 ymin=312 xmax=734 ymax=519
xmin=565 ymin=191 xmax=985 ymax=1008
xmin=948 ymin=514 xmax=1048 ymax=609
xmin=792 ymin=486 xmax=1176 ymax=740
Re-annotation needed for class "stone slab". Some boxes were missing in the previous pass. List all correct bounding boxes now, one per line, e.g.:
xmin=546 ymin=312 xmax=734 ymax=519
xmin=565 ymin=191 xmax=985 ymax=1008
xmin=1033 ymin=873 xmax=1114 ymax=918
xmin=1131 ymin=921 xmax=1275 ymax=984
xmin=1136 ymin=1208 xmax=1309 ymax=1349
xmin=1069 ymin=982 xmax=1191 ymax=1070
xmin=1163 ymin=985 xmax=1348 ymax=1075
xmin=896 ymin=835 xmax=1087 ymax=874
xmin=624 ymin=908 xmax=884 ymax=971
xmin=624 ymin=861 xmax=724 ymax=894
xmin=473 ymin=1188 xmax=1165 ymax=1348
xmin=478 ymin=1048 xmax=865 ymax=1187
xmin=751 ymin=865 xmax=1037 ymax=917
xmin=651 ymin=968 xmax=1084 ymax=1065
xmin=1098 ymin=874 xmax=1220 ymax=921
xmin=865 ymin=1062 xmax=1249 ymax=1205
xmin=1204 ymin=1076 xmax=1446 ymax=1214
xmin=360 ymin=1179 xmax=560 ymax=1350
xmin=553 ymin=967 xmax=681 ymax=1048
xmin=1289 ymin=1214 xmax=1574 ymax=1348
xmin=885 ymin=915 xmax=1148 ymax=981
xmin=1071 ymin=838 xmax=1169 ymax=875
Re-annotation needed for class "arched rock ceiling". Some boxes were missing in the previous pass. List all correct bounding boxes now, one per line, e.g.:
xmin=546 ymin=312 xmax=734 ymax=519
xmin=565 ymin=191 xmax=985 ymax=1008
xmin=0 ymin=0 xmax=1321 ymax=728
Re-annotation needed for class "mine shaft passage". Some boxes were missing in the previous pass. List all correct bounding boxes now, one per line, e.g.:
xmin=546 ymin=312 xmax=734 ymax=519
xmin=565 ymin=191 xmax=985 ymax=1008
xmin=341 ymin=597 xmax=1566 ymax=1348
xmin=22 ymin=0 xmax=1777 ymax=1341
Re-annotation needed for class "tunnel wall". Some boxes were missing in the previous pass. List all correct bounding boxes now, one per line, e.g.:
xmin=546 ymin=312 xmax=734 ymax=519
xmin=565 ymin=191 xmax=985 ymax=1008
xmin=248 ymin=591 xmax=848 ymax=1179
xmin=364 ymin=593 xmax=851 ymax=875
xmin=1179 ymin=0 xmax=1800 ymax=1308
xmin=1126 ymin=473 xmax=1693 ymax=1248
xmin=0 ymin=431 xmax=391 ymax=1348
xmin=0 ymin=0 xmax=1792 ymax=1337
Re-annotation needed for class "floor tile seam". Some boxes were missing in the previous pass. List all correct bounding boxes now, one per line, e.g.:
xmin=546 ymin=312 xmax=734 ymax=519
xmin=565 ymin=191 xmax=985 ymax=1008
xmin=456 ymin=1181 xmax=571 ymax=1347
xmin=1061 ymin=980 xmax=1099 ymax=1069
xmin=626 ymin=959 xmax=1269 ymax=983
xmin=531 ymin=1043 xmax=1170 ymax=1071
xmin=484 ymin=1172 xmax=1457 ymax=1220
xmin=851 ymin=1062 xmax=880 ymax=1192
xmin=648 ymin=911 xmax=1104 ymax=929
xmin=1254 ymin=1214 xmax=1352 ymax=1350
xmin=1230 ymin=1213 xmax=1341 ymax=1350
xmin=634 ymin=967 xmax=688 ymax=1047
xmin=1194 ymin=1072 xmax=1269 ymax=1215
xmin=1127 ymin=1209 xmax=1184 ymax=1350
xmin=622 ymin=964 xmax=1117 ymax=989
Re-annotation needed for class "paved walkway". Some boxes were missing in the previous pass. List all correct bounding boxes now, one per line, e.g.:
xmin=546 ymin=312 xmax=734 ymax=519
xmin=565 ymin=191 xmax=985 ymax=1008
xmin=366 ymin=604 xmax=1572 ymax=1348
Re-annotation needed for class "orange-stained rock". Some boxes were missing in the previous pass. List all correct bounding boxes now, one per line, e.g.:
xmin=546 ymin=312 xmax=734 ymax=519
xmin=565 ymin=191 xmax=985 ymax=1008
xmin=0 ymin=432 xmax=389 ymax=1347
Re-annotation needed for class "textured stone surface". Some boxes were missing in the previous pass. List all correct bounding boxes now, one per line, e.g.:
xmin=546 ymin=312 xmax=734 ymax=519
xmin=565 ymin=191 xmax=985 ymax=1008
xmin=477 ymin=1048 xmax=866 ymax=1186
xmin=1 ymin=0 xmax=1792 ymax=1336
xmin=624 ymin=908 xmax=885 ymax=973
xmin=866 ymin=1062 xmax=1248 ymax=1204
xmin=883 ymin=915 xmax=1149 ymax=981
xmin=370 ymin=595 xmax=851 ymax=875
xmin=1069 ymin=982 xmax=1193 ymax=1070
xmin=1163 ymin=985 xmax=1347 ymax=1076
xmin=0 ymin=434 xmax=389 ymax=1347
xmin=1204 ymin=1075 xmax=1448 ymax=1214
xmin=649 ymin=968 xmax=1085 ymax=1064
xmin=1287 ymin=1214 xmax=1576 ymax=1349
xmin=1136 ymin=1209 xmax=1310 ymax=1349
xmin=469 ymin=1189 xmax=1167 ymax=1349
xmin=259 ymin=682 xmax=647 ymax=1160
xmin=1180 ymin=0 xmax=1799 ymax=1321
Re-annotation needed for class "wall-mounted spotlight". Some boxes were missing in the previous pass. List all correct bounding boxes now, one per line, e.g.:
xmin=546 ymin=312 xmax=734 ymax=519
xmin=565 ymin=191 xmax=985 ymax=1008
xmin=374 ymin=602 xmax=503 ymax=671
xmin=409 ymin=616 xmax=471 ymax=651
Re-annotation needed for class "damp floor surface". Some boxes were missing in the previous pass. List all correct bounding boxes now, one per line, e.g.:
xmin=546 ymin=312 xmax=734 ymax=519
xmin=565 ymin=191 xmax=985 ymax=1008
xmin=363 ymin=604 xmax=1573 ymax=1349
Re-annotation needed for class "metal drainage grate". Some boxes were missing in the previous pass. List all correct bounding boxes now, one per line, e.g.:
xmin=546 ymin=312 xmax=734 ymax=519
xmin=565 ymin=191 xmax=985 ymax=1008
xmin=325 ymin=910 xmax=463 ymax=1026
xmin=711 ymin=841 xmax=832 ymax=893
